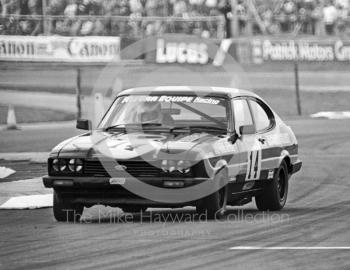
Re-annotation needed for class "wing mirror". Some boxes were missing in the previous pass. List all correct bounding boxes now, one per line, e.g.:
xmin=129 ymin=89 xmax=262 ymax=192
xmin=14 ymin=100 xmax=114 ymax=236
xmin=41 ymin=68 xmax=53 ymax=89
xmin=239 ymin=125 xmax=256 ymax=135
xmin=76 ymin=119 xmax=92 ymax=130
xmin=228 ymin=132 xmax=239 ymax=144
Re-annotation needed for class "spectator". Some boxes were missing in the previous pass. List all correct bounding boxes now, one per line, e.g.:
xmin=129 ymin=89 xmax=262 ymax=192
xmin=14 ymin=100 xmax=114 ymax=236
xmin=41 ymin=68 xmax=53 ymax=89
xmin=261 ymin=6 xmax=277 ymax=34
xmin=310 ymin=1 xmax=322 ymax=35
xmin=0 ymin=0 xmax=21 ymax=34
xmin=280 ymin=0 xmax=297 ymax=32
xmin=27 ymin=0 xmax=43 ymax=35
xmin=62 ymin=0 xmax=81 ymax=35
xmin=335 ymin=0 xmax=349 ymax=9
xmin=0 ymin=0 xmax=20 ymax=16
xmin=143 ymin=0 xmax=157 ymax=36
xmin=218 ymin=0 xmax=232 ymax=38
xmin=47 ymin=0 xmax=67 ymax=34
xmin=173 ymin=0 xmax=188 ymax=16
xmin=323 ymin=0 xmax=338 ymax=34
xmin=101 ymin=0 xmax=117 ymax=35
xmin=335 ymin=3 xmax=347 ymax=34
xmin=237 ymin=0 xmax=247 ymax=34
xmin=130 ymin=0 xmax=143 ymax=15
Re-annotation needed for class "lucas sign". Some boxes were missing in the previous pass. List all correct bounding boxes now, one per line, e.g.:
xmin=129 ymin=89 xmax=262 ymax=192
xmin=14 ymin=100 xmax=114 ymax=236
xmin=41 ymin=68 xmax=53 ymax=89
xmin=156 ymin=38 xmax=209 ymax=65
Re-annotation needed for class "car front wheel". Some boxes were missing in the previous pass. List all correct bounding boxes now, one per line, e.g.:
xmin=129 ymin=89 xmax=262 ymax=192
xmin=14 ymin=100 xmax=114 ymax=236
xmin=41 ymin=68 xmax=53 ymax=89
xmin=196 ymin=170 xmax=228 ymax=219
xmin=53 ymin=190 xmax=83 ymax=222
xmin=255 ymin=160 xmax=289 ymax=211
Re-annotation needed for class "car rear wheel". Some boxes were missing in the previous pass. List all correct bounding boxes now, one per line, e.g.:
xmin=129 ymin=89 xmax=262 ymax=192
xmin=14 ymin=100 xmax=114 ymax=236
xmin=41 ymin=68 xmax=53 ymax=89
xmin=255 ymin=160 xmax=289 ymax=211
xmin=53 ymin=190 xmax=83 ymax=222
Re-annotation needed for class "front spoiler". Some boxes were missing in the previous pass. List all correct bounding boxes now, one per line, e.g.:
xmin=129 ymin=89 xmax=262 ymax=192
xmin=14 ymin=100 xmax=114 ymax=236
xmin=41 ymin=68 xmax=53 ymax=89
xmin=291 ymin=160 xmax=302 ymax=174
xmin=43 ymin=176 xmax=210 ymax=206
xmin=42 ymin=176 xmax=209 ymax=189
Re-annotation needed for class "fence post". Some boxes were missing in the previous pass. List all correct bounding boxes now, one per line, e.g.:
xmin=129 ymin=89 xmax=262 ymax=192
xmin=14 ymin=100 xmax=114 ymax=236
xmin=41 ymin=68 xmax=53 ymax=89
xmin=76 ymin=68 xmax=82 ymax=119
xmin=294 ymin=62 xmax=302 ymax=116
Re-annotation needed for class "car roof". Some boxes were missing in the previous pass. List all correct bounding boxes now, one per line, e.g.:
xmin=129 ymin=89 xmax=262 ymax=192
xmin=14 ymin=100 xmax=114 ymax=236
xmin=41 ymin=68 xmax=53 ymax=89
xmin=117 ymin=86 xmax=258 ymax=99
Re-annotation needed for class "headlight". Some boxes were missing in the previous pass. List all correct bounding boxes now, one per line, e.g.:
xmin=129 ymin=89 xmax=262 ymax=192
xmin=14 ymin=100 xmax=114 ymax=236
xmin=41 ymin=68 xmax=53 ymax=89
xmin=177 ymin=160 xmax=191 ymax=173
xmin=68 ymin=159 xmax=83 ymax=172
xmin=50 ymin=158 xmax=83 ymax=174
xmin=59 ymin=159 xmax=67 ymax=171
xmin=161 ymin=160 xmax=191 ymax=174
xmin=52 ymin=159 xmax=59 ymax=172
xmin=68 ymin=159 xmax=75 ymax=172
xmin=177 ymin=160 xmax=184 ymax=171
xmin=75 ymin=159 xmax=83 ymax=172
xmin=168 ymin=160 xmax=176 ymax=173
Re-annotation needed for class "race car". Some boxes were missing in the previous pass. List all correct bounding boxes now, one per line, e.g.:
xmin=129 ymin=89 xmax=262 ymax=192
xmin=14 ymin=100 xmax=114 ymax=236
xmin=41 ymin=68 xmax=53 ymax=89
xmin=43 ymin=86 xmax=302 ymax=222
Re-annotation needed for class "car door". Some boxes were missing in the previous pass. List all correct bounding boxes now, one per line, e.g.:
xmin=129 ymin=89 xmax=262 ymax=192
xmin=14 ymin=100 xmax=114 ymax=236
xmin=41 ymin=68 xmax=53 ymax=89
xmin=232 ymin=98 xmax=262 ymax=182
xmin=247 ymin=97 xmax=276 ymax=181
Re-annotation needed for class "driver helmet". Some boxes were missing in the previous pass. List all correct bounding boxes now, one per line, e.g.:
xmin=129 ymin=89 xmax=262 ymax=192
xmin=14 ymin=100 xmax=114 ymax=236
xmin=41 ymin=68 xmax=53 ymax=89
xmin=136 ymin=102 xmax=163 ymax=123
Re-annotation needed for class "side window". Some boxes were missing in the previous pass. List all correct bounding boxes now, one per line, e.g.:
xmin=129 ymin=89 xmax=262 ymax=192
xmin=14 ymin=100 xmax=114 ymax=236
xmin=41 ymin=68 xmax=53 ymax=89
xmin=248 ymin=99 xmax=273 ymax=132
xmin=233 ymin=99 xmax=253 ymax=129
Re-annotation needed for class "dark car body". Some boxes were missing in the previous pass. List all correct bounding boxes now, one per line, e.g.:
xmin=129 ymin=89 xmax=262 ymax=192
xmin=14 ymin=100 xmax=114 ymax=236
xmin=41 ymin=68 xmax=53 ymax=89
xmin=43 ymin=86 xmax=302 ymax=221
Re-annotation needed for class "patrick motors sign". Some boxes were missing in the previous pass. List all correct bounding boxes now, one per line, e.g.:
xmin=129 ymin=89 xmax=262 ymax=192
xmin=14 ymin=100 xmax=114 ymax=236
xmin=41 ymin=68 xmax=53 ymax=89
xmin=0 ymin=35 xmax=120 ymax=62
xmin=252 ymin=39 xmax=350 ymax=64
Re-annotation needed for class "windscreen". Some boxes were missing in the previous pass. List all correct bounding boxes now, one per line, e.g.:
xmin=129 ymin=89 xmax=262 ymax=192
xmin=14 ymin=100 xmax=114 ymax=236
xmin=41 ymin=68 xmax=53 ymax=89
xmin=99 ymin=94 xmax=229 ymax=129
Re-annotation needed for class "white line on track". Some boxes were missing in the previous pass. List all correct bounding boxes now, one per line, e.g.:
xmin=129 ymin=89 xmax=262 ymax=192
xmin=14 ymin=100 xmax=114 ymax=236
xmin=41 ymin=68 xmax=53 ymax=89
xmin=229 ymin=246 xmax=350 ymax=250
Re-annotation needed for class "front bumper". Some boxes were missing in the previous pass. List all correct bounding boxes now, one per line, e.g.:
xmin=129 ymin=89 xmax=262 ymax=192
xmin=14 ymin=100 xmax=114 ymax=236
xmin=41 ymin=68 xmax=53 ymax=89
xmin=43 ymin=175 xmax=209 ymax=189
xmin=43 ymin=175 xmax=210 ymax=207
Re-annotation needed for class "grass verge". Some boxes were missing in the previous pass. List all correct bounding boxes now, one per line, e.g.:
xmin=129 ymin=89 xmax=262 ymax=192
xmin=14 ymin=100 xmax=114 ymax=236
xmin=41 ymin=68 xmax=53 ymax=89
xmin=0 ymin=105 xmax=75 ymax=125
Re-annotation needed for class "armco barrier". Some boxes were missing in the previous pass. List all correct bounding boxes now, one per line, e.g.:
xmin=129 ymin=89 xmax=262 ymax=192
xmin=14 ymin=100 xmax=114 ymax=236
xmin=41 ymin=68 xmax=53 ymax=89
xmin=3 ymin=34 xmax=350 ymax=67
xmin=2 ymin=35 xmax=350 ymax=98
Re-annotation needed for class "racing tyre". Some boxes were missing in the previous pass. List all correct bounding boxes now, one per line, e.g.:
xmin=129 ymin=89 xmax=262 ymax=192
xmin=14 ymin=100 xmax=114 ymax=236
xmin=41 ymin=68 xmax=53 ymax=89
xmin=197 ymin=187 xmax=227 ymax=220
xmin=53 ymin=190 xmax=83 ymax=222
xmin=255 ymin=160 xmax=289 ymax=211
xmin=197 ymin=170 xmax=228 ymax=219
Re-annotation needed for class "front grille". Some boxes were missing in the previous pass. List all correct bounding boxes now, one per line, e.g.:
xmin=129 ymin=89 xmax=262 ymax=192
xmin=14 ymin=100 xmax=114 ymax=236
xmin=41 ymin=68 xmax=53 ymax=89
xmin=84 ymin=160 xmax=109 ymax=176
xmin=84 ymin=160 xmax=165 ymax=177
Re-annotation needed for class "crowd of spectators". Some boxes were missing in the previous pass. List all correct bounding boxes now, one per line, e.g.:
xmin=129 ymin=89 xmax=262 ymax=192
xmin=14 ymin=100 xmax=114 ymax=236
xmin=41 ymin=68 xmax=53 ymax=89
xmin=0 ymin=0 xmax=43 ymax=35
xmin=249 ymin=0 xmax=350 ymax=35
xmin=0 ymin=0 xmax=349 ymax=37
xmin=0 ymin=0 xmax=226 ymax=37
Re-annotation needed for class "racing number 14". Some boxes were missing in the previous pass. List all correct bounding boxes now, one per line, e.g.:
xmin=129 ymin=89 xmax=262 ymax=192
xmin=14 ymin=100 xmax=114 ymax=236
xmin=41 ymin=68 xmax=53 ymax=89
xmin=246 ymin=150 xmax=262 ymax=181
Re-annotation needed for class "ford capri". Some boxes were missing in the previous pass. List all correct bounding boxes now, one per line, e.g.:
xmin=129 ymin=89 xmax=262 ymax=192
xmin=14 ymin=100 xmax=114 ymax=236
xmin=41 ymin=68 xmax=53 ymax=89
xmin=43 ymin=86 xmax=302 ymax=222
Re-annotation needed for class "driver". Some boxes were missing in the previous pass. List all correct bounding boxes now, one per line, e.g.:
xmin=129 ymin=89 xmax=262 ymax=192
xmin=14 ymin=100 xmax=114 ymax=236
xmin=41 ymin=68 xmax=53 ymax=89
xmin=133 ymin=102 xmax=173 ymax=125
xmin=136 ymin=102 xmax=163 ymax=124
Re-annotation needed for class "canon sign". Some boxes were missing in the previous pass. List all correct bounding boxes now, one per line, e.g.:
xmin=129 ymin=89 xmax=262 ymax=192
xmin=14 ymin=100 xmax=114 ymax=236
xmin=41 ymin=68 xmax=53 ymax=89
xmin=68 ymin=38 xmax=120 ymax=60
xmin=0 ymin=35 xmax=121 ymax=62
xmin=156 ymin=38 xmax=209 ymax=64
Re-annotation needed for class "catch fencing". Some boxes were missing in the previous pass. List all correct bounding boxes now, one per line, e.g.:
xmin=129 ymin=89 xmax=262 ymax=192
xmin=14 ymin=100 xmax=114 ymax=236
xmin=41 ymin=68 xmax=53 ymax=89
xmin=0 ymin=14 xmax=225 ymax=39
